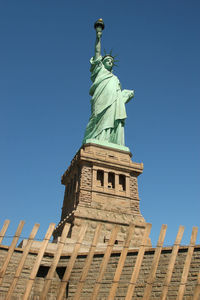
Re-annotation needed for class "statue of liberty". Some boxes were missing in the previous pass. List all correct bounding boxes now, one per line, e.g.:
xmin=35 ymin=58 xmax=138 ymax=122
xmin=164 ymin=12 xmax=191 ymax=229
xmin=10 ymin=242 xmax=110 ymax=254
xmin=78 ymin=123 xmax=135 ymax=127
xmin=83 ymin=19 xmax=134 ymax=149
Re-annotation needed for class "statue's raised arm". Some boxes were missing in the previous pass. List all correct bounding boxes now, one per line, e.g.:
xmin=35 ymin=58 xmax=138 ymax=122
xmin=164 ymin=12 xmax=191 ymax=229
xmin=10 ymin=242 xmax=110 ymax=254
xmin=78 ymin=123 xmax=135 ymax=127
xmin=94 ymin=19 xmax=104 ymax=60
xmin=83 ymin=19 xmax=134 ymax=151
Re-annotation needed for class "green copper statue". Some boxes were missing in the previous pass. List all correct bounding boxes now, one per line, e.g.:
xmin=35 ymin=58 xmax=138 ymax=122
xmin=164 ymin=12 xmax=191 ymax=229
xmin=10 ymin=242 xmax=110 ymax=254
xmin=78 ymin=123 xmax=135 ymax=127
xmin=83 ymin=19 xmax=134 ymax=150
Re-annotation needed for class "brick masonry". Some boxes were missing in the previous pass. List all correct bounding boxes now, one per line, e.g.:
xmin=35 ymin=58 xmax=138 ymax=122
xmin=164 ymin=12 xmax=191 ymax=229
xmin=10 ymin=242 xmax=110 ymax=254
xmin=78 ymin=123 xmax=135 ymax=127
xmin=54 ymin=143 xmax=150 ymax=247
xmin=0 ymin=245 xmax=200 ymax=299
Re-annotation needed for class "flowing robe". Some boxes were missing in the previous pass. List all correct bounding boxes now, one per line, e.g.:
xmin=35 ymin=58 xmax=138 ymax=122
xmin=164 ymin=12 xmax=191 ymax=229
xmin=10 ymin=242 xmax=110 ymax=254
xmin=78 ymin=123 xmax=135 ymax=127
xmin=83 ymin=56 xmax=133 ymax=145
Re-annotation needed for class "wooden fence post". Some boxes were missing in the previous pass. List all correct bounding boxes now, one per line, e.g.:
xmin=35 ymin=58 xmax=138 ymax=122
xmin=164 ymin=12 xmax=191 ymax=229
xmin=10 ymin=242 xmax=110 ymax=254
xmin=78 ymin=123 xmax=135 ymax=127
xmin=160 ymin=225 xmax=185 ymax=300
xmin=0 ymin=220 xmax=10 ymax=244
xmin=23 ymin=223 xmax=55 ymax=300
xmin=176 ymin=226 xmax=198 ymax=300
xmin=0 ymin=220 xmax=25 ymax=286
xmin=57 ymin=223 xmax=88 ymax=300
xmin=193 ymin=271 xmax=200 ymax=300
xmin=90 ymin=225 xmax=119 ymax=300
xmin=125 ymin=223 xmax=152 ymax=300
xmin=40 ymin=223 xmax=71 ymax=300
xmin=74 ymin=223 xmax=102 ymax=300
xmin=6 ymin=223 xmax=40 ymax=299
xmin=142 ymin=224 xmax=167 ymax=299
xmin=107 ymin=224 xmax=135 ymax=300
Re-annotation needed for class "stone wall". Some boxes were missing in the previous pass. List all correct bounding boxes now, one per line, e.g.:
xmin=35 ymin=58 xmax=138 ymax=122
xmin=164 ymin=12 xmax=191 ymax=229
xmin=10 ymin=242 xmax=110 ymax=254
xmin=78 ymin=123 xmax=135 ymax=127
xmin=0 ymin=244 xmax=199 ymax=299
xmin=67 ymin=246 xmax=200 ymax=299
xmin=54 ymin=144 xmax=149 ymax=247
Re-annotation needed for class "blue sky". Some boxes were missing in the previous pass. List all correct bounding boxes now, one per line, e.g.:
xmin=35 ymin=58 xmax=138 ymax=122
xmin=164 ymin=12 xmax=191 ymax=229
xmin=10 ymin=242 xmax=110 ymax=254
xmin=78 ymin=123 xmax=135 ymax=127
xmin=0 ymin=0 xmax=199 ymax=247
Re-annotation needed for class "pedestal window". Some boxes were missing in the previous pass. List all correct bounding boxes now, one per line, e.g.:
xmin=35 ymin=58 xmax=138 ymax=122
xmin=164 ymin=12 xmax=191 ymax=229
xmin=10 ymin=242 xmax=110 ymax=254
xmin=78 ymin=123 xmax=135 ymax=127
xmin=108 ymin=172 xmax=115 ymax=189
xmin=97 ymin=170 xmax=104 ymax=187
xmin=119 ymin=174 xmax=126 ymax=191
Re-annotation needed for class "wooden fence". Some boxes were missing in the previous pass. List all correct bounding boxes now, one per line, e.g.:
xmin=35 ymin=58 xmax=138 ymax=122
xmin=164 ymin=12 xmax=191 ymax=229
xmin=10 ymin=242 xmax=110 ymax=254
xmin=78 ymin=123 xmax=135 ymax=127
xmin=0 ymin=219 xmax=200 ymax=299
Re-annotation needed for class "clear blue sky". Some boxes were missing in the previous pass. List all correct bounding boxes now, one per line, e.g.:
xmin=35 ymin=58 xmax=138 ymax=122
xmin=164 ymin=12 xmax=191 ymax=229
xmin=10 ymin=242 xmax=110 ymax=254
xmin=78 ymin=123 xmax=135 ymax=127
xmin=0 ymin=0 xmax=199 ymax=247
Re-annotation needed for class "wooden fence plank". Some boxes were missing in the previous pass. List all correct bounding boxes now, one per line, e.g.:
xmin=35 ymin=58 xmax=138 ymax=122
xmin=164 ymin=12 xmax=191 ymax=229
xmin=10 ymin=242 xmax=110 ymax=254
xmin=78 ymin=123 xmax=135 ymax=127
xmin=176 ymin=226 xmax=198 ymax=300
xmin=40 ymin=223 xmax=71 ymax=300
xmin=0 ymin=220 xmax=10 ymax=244
xmin=160 ymin=225 xmax=185 ymax=300
xmin=74 ymin=223 xmax=102 ymax=300
xmin=125 ymin=223 xmax=152 ymax=300
xmin=142 ymin=224 xmax=167 ymax=299
xmin=57 ymin=223 xmax=88 ymax=300
xmin=193 ymin=271 xmax=200 ymax=300
xmin=0 ymin=220 xmax=25 ymax=285
xmin=6 ymin=223 xmax=40 ymax=299
xmin=107 ymin=224 xmax=135 ymax=300
xmin=90 ymin=225 xmax=119 ymax=300
xmin=23 ymin=223 xmax=55 ymax=300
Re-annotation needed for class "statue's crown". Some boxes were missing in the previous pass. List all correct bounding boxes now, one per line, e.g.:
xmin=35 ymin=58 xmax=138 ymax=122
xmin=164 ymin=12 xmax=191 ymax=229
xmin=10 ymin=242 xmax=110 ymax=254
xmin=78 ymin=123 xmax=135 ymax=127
xmin=102 ymin=49 xmax=119 ymax=66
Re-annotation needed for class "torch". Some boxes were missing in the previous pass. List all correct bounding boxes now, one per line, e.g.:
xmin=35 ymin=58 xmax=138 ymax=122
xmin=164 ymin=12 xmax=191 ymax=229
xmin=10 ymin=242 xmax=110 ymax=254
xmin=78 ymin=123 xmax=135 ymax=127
xmin=94 ymin=18 xmax=105 ymax=37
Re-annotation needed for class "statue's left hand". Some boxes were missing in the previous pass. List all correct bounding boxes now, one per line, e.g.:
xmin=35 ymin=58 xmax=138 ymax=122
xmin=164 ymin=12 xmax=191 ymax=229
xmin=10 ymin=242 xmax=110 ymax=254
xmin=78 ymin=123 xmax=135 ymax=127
xmin=121 ymin=89 xmax=134 ymax=103
xmin=128 ymin=90 xmax=134 ymax=99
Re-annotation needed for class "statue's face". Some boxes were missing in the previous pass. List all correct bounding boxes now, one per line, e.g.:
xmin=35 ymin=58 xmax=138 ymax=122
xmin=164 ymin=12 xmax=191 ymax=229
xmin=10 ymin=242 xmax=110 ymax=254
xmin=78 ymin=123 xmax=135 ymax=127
xmin=103 ymin=57 xmax=114 ymax=71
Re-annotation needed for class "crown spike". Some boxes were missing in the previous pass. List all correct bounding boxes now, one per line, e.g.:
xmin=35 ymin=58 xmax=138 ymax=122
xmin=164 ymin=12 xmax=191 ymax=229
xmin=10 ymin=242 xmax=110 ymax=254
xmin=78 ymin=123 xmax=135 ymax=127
xmin=102 ymin=49 xmax=119 ymax=65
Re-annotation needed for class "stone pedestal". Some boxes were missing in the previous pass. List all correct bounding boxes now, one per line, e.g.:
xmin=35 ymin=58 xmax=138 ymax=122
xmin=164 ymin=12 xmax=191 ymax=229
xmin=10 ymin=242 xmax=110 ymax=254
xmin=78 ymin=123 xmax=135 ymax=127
xmin=53 ymin=143 xmax=151 ymax=247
